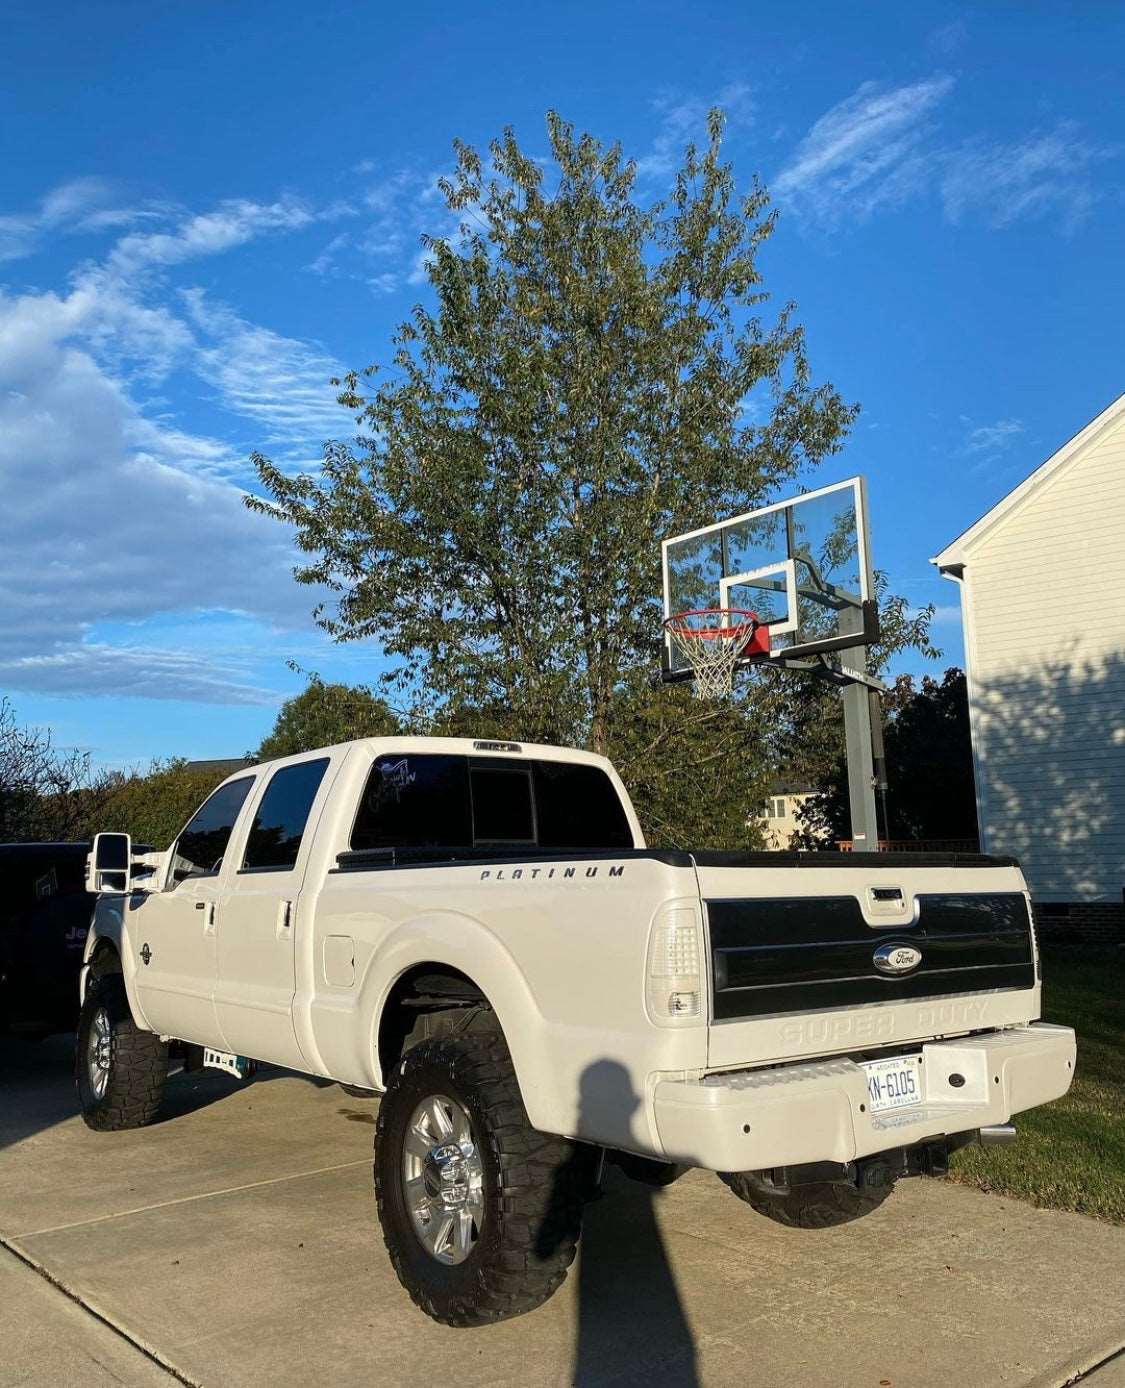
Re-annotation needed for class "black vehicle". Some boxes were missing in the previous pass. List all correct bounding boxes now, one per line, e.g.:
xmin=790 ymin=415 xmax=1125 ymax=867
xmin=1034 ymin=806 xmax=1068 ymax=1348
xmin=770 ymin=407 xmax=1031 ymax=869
xmin=0 ymin=843 xmax=95 ymax=1037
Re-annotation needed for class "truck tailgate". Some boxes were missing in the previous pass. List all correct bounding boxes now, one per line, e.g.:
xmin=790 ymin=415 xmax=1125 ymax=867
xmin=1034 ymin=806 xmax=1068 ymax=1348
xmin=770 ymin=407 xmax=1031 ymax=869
xmin=693 ymin=856 xmax=1039 ymax=1070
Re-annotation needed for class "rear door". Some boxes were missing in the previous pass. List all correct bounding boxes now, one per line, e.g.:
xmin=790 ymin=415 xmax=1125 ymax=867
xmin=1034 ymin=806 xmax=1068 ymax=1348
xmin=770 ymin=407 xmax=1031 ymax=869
xmin=213 ymin=754 xmax=335 ymax=1067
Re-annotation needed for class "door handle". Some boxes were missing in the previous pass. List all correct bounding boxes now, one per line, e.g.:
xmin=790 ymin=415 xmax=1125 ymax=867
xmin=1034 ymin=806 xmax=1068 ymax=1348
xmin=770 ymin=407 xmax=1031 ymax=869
xmin=276 ymin=899 xmax=293 ymax=939
xmin=194 ymin=901 xmax=205 ymax=910
xmin=203 ymin=902 xmax=217 ymax=935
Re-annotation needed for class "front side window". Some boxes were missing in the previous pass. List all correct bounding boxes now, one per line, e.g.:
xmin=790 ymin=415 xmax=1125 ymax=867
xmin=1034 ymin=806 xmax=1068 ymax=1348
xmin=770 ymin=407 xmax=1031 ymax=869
xmin=171 ymin=778 xmax=255 ymax=884
xmin=242 ymin=758 xmax=330 ymax=871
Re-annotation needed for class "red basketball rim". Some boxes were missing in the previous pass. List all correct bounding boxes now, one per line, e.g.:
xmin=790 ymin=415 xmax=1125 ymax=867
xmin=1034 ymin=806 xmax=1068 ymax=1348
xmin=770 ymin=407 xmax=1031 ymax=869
xmin=663 ymin=607 xmax=760 ymax=641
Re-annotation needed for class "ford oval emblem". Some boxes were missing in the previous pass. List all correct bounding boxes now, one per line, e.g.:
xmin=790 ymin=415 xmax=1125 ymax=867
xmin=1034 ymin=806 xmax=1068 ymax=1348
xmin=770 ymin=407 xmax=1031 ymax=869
xmin=873 ymin=943 xmax=922 ymax=976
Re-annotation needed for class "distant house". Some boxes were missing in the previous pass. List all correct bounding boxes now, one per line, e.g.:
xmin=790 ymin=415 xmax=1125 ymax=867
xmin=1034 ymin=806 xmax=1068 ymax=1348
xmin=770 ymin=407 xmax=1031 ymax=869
xmin=757 ymin=782 xmax=815 ymax=850
xmin=932 ymin=393 xmax=1125 ymax=940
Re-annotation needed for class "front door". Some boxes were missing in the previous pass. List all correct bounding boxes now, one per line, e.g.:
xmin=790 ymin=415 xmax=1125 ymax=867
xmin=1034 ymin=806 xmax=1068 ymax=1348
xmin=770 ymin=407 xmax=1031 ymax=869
xmin=213 ymin=755 xmax=333 ymax=1069
xmin=131 ymin=774 xmax=257 ymax=1044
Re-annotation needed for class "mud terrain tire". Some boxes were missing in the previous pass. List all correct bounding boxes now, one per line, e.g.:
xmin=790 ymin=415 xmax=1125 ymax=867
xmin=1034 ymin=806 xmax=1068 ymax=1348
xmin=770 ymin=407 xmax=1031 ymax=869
xmin=76 ymin=973 xmax=168 ymax=1131
xmin=374 ymin=1013 xmax=594 ymax=1326
xmin=720 ymin=1170 xmax=895 ymax=1228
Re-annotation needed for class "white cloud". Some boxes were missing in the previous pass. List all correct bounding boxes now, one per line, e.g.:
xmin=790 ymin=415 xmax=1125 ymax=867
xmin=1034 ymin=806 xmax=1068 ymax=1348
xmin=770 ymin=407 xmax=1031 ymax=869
xmin=0 ymin=644 xmax=277 ymax=705
xmin=182 ymin=288 xmax=348 ymax=451
xmin=106 ymin=197 xmax=317 ymax=276
xmin=0 ymin=284 xmax=307 ymax=688
xmin=635 ymin=84 xmax=754 ymax=181
xmin=0 ymin=191 xmax=349 ymax=702
xmin=941 ymin=123 xmax=1115 ymax=230
xmin=961 ymin=417 xmax=1025 ymax=454
xmin=775 ymin=79 xmax=1116 ymax=234
xmin=0 ymin=177 xmax=164 ymax=262
xmin=40 ymin=177 xmax=113 ymax=225
xmin=773 ymin=76 xmax=954 ymax=226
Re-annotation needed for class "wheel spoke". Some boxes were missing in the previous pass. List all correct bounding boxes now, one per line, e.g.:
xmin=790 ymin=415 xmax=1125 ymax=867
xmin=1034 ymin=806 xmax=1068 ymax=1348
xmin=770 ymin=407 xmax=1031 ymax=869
xmin=453 ymin=1209 xmax=474 ymax=1258
xmin=426 ymin=1212 xmax=454 ymax=1258
xmin=403 ymin=1175 xmax=429 ymax=1211
xmin=404 ymin=1127 xmax=432 ymax=1163
xmin=427 ymin=1097 xmax=454 ymax=1139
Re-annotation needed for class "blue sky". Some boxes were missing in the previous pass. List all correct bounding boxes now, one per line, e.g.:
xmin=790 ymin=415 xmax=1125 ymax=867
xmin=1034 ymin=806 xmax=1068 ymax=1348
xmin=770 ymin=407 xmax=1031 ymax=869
xmin=2 ymin=1 xmax=1122 ymax=769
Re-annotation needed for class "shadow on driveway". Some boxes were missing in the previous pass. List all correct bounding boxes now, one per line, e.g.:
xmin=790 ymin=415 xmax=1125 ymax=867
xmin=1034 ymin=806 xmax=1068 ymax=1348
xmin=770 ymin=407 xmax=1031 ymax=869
xmin=541 ymin=1059 xmax=700 ymax=1388
xmin=0 ymin=1033 xmax=332 ymax=1152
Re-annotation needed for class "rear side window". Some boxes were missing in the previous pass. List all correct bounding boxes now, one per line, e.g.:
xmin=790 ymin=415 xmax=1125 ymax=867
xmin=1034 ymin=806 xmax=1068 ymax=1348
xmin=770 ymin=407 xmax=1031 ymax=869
xmin=350 ymin=754 xmax=633 ymax=853
xmin=351 ymin=755 xmax=471 ymax=850
xmin=172 ymin=777 xmax=254 ymax=883
xmin=532 ymin=761 xmax=633 ymax=849
xmin=242 ymin=758 xmax=330 ymax=871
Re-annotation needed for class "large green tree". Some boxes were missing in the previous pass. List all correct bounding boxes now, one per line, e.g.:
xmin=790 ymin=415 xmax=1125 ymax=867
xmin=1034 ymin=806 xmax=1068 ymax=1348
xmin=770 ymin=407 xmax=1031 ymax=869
xmin=251 ymin=112 xmax=854 ymax=741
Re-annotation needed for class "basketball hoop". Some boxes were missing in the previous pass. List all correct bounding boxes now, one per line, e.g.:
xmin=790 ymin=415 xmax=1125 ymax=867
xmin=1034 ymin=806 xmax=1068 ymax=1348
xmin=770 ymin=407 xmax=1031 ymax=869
xmin=662 ymin=608 xmax=765 ymax=699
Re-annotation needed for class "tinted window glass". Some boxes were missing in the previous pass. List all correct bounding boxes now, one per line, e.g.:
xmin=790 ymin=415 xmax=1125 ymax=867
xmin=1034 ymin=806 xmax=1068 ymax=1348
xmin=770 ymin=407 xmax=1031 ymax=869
xmin=471 ymin=766 xmax=534 ymax=844
xmin=242 ymin=759 xmax=330 ymax=871
xmin=532 ymin=761 xmax=633 ymax=849
xmin=172 ymin=778 xmax=254 ymax=883
xmin=351 ymin=755 xmax=471 ymax=850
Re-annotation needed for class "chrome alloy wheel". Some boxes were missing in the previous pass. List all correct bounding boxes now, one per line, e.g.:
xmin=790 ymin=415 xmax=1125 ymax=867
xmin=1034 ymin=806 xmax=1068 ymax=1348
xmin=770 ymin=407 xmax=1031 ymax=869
xmin=88 ymin=1007 xmax=112 ymax=1099
xmin=401 ymin=1093 xmax=485 ymax=1265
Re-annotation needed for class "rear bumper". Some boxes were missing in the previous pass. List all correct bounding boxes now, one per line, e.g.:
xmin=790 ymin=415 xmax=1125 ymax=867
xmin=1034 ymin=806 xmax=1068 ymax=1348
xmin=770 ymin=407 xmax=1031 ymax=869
xmin=652 ymin=1023 xmax=1076 ymax=1172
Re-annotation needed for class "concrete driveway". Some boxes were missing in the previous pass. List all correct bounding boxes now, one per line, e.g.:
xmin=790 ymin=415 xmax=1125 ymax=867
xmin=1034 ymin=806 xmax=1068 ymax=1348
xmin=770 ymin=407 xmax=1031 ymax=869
xmin=2 ymin=1035 xmax=1124 ymax=1388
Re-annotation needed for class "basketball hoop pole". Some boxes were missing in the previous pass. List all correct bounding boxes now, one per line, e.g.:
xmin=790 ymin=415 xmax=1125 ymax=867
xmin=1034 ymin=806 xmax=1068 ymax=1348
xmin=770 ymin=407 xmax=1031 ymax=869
xmin=839 ymin=574 xmax=881 ymax=851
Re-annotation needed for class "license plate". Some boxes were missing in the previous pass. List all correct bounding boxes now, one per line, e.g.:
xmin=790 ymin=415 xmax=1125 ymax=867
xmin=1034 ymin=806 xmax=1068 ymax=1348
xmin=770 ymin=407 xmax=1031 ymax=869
xmin=863 ymin=1054 xmax=923 ymax=1113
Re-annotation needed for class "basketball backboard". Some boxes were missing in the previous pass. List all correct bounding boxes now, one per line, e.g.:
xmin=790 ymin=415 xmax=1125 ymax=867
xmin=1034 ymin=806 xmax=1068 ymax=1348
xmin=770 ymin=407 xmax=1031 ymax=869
xmin=660 ymin=476 xmax=877 ymax=681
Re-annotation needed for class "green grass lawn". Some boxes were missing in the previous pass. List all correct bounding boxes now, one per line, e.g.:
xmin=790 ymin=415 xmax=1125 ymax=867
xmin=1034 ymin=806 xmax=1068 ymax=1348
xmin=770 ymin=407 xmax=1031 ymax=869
xmin=948 ymin=948 xmax=1125 ymax=1223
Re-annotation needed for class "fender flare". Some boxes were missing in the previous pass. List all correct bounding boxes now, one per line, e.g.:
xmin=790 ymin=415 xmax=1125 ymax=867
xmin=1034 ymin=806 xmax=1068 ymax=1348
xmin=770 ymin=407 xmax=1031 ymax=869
xmin=358 ymin=911 xmax=558 ymax=1130
xmin=81 ymin=896 xmax=149 ymax=1026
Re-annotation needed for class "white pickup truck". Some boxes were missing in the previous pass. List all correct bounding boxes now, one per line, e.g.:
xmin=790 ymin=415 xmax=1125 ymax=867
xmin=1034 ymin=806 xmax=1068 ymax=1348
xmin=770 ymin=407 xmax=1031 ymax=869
xmin=79 ymin=736 xmax=1076 ymax=1326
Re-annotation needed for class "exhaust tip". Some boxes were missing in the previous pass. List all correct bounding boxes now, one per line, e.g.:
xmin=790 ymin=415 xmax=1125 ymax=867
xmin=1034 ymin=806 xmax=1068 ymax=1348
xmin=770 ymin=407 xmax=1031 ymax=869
xmin=978 ymin=1123 xmax=1017 ymax=1147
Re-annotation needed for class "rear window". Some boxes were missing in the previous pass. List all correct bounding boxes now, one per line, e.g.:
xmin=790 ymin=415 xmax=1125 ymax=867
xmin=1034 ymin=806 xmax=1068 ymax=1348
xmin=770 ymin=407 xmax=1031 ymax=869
xmin=351 ymin=754 xmax=472 ymax=851
xmin=350 ymin=755 xmax=633 ymax=853
xmin=533 ymin=761 xmax=633 ymax=848
xmin=470 ymin=765 xmax=535 ymax=844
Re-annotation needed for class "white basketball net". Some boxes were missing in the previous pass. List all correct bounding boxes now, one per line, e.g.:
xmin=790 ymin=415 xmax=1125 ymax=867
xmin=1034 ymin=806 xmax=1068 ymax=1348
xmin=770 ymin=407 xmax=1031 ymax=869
xmin=663 ymin=609 xmax=759 ymax=699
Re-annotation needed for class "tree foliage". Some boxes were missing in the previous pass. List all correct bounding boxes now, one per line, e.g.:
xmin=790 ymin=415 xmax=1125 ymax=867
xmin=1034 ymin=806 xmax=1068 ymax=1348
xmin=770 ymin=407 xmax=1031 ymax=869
xmin=93 ymin=761 xmax=233 ymax=850
xmin=256 ymin=676 xmax=399 ymax=760
xmin=796 ymin=668 xmax=977 ymax=846
xmin=0 ymin=697 xmax=113 ymax=842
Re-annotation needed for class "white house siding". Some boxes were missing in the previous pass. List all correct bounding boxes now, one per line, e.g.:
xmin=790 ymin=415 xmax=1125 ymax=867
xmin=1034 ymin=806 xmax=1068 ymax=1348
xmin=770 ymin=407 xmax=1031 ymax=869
xmin=950 ymin=406 xmax=1125 ymax=904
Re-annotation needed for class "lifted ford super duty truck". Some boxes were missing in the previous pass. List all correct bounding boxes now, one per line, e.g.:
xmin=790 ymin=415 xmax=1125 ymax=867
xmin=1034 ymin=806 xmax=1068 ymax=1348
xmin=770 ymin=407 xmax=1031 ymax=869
xmin=78 ymin=737 xmax=1076 ymax=1325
